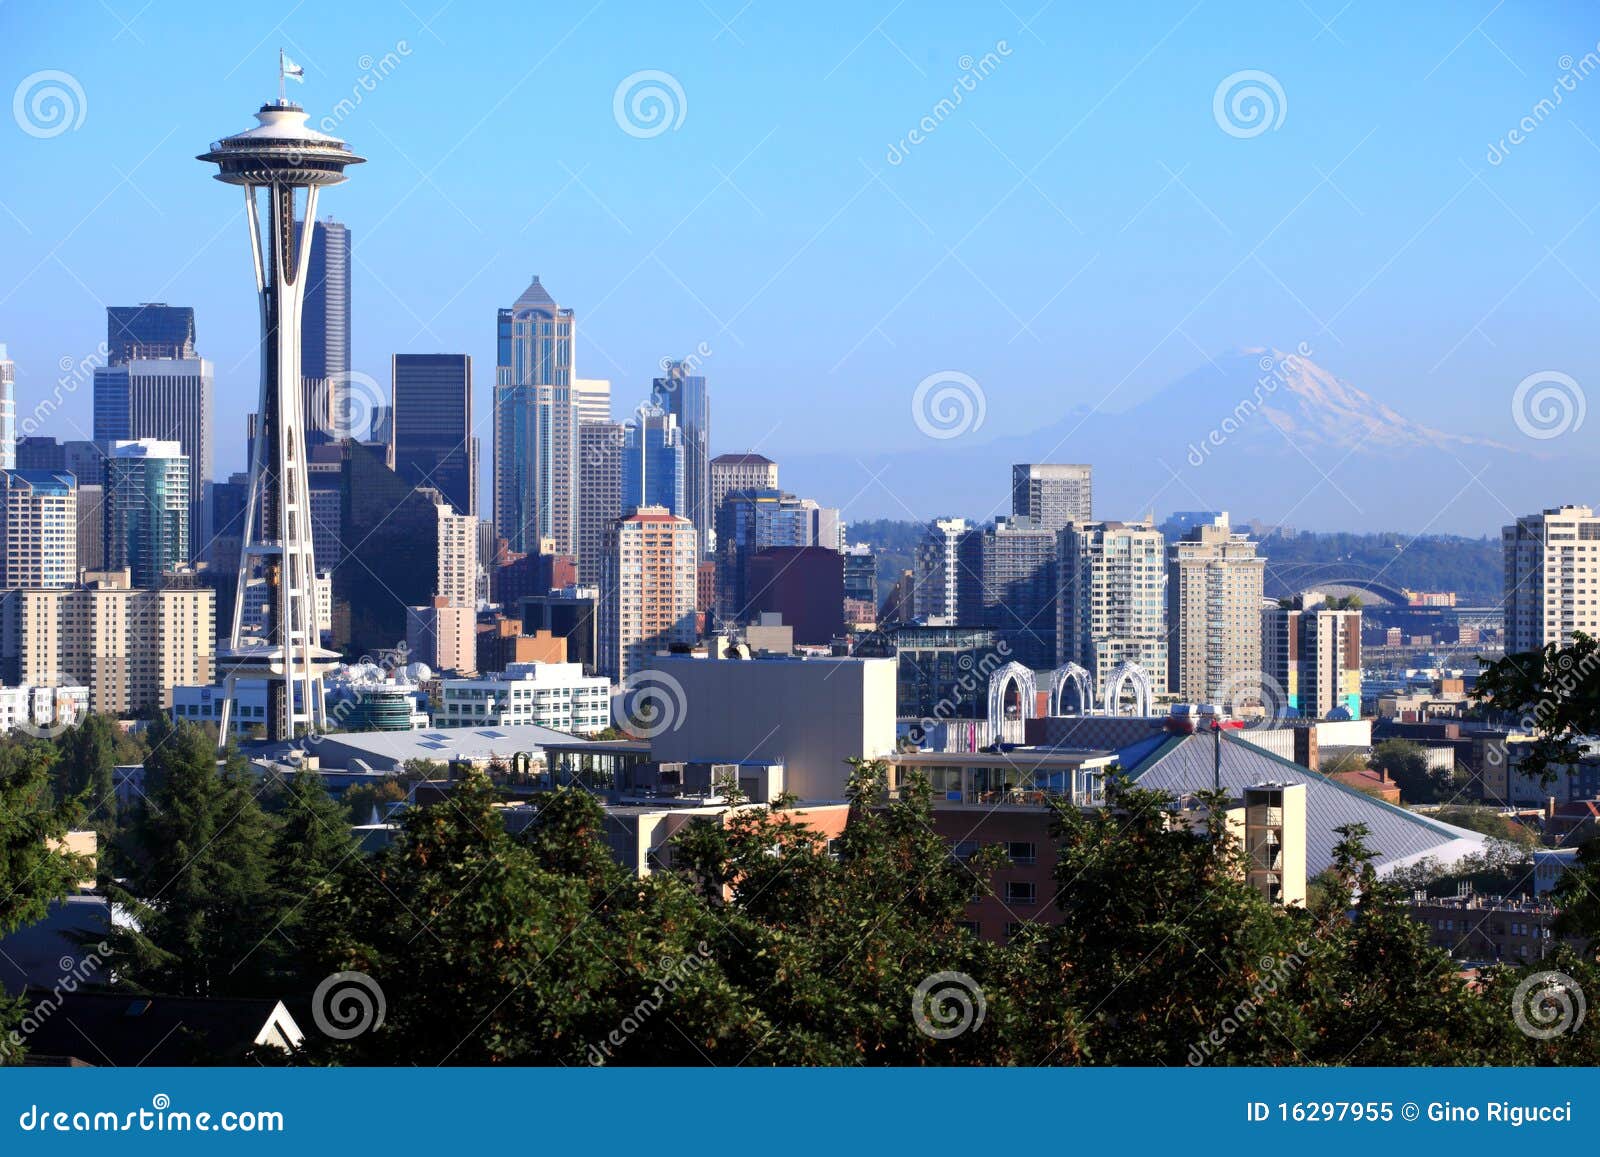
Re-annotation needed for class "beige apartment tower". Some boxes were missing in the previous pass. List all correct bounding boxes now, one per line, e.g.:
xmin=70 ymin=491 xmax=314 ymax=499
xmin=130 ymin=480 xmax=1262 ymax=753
xmin=598 ymin=506 xmax=698 ymax=682
xmin=1167 ymin=514 xmax=1265 ymax=709
xmin=0 ymin=570 xmax=214 ymax=715
xmin=1503 ymin=505 xmax=1600 ymax=653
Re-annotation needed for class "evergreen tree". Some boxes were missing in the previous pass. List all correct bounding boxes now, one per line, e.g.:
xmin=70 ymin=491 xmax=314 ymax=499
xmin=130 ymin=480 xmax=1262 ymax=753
xmin=53 ymin=714 xmax=119 ymax=826
xmin=107 ymin=722 xmax=279 ymax=996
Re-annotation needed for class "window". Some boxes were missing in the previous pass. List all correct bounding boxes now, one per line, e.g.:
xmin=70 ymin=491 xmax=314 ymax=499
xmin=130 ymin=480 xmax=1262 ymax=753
xmin=1007 ymin=841 xmax=1037 ymax=866
xmin=1004 ymin=881 xmax=1036 ymax=906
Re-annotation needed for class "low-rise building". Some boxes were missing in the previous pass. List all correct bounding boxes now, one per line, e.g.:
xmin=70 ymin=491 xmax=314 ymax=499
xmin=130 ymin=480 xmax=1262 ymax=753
xmin=435 ymin=662 xmax=611 ymax=734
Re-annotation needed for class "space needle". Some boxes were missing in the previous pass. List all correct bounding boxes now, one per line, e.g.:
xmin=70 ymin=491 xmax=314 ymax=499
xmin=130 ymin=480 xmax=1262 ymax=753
xmin=199 ymin=54 xmax=363 ymax=743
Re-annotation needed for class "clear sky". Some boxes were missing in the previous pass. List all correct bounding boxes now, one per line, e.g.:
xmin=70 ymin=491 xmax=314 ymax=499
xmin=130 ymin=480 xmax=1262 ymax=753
xmin=4 ymin=0 xmax=1599 ymax=521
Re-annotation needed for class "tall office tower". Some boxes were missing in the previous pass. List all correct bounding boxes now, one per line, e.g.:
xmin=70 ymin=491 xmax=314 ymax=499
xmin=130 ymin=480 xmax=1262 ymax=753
xmin=208 ymin=472 xmax=250 ymax=574
xmin=15 ymin=436 xmax=66 ymax=471
xmin=63 ymin=440 xmax=104 ymax=487
xmin=710 ymin=452 xmax=777 ymax=526
xmin=714 ymin=488 xmax=825 ymax=623
xmin=1058 ymin=520 xmax=1168 ymax=696
xmin=652 ymin=362 xmax=710 ymax=555
xmin=200 ymin=86 xmax=362 ymax=741
xmin=1503 ymin=505 xmax=1600 ymax=652
xmin=0 ymin=571 xmax=214 ymax=715
xmin=576 ymin=419 xmax=625 ymax=586
xmin=106 ymin=304 xmax=195 ymax=364
xmin=75 ymin=484 xmax=105 ymax=572
xmin=1166 ymin=514 xmax=1265 ymax=708
xmin=333 ymin=442 xmax=458 ymax=656
xmin=104 ymin=440 xmax=189 ymax=589
xmin=622 ymin=403 xmax=685 ymax=515
xmin=1012 ymin=463 xmax=1092 ymax=531
xmin=573 ymin=377 xmax=611 ymax=423
xmin=957 ymin=516 xmax=1058 ymax=670
xmin=126 ymin=358 xmax=212 ymax=553
xmin=598 ymin=506 xmax=697 ymax=681
xmin=299 ymin=217 xmax=350 ymax=445
xmin=0 ymin=470 xmax=77 ymax=587
xmin=494 ymin=275 xmax=577 ymax=555
xmin=1262 ymin=598 xmax=1361 ymax=720
xmin=392 ymin=353 xmax=475 ymax=515
xmin=913 ymin=517 xmax=969 ymax=624
xmin=0 ymin=345 xmax=14 ymax=471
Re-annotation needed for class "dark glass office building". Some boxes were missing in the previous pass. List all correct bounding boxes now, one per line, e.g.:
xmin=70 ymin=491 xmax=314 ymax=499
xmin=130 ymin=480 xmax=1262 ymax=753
xmin=392 ymin=353 xmax=475 ymax=516
xmin=106 ymin=304 xmax=195 ymax=365
xmin=334 ymin=442 xmax=444 ymax=656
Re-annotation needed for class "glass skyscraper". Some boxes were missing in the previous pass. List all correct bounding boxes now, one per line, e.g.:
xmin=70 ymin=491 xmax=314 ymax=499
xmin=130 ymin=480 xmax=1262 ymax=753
xmin=494 ymin=276 xmax=577 ymax=555
xmin=300 ymin=217 xmax=351 ymax=443
xmin=105 ymin=439 xmax=189 ymax=588
xmin=621 ymin=404 xmax=685 ymax=516
xmin=392 ymin=353 xmax=475 ymax=516
xmin=106 ymin=304 xmax=195 ymax=364
xmin=651 ymin=361 xmax=709 ymax=555
xmin=0 ymin=344 xmax=13 ymax=471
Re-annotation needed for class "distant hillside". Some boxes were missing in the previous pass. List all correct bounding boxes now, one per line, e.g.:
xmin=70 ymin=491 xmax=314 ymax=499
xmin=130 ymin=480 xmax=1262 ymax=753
xmin=1256 ymin=531 xmax=1501 ymax=606
xmin=845 ymin=520 xmax=1502 ymax=608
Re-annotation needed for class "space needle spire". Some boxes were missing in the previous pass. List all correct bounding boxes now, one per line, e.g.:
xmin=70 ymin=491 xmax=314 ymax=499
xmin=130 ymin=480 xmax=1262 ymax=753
xmin=199 ymin=61 xmax=364 ymax=744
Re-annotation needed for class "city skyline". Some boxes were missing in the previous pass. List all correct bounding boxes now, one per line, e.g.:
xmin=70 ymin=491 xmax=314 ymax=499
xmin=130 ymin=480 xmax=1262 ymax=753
xmin=6 ymin=3 xmax=1600 ymax=535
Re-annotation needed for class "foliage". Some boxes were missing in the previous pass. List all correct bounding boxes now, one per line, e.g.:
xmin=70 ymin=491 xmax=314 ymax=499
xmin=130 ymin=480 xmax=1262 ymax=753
xmin=1474 ymin=634 xmax=1600 ymax=784
xmin=1370 ymin=738 xmax=1459 ymax=804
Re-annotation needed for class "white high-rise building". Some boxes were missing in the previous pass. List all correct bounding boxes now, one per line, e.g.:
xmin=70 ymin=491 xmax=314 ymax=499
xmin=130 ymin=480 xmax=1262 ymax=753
xmin=0 ymin=470 xmax=77 ymax=588
xmin=0 ymin=344 xmax=15 ymax=471
xmin=495 ymin=276 xmax=578 ymax=555
xmin=1504 ymin=505 xmax=1600 ymax=652
xmin=1166 ymin=514 xmax=1264 ymax=708
xmin=1012 ymin=463 xmax=1091 ymax=531
xmin=435 ymin=661 xmax=611 ymax=734
xmin=573 ymin=378 xmax=612 ymax=424
xmin=913 ymin=517 xmax=968 ymax=624
xmin=1059 ymin=520 xmax=1168 ymax=695
xmin=577 ymin=420 xmax=625 ymax=586
xmin=709 ymin=453 xmax=778 ymax=520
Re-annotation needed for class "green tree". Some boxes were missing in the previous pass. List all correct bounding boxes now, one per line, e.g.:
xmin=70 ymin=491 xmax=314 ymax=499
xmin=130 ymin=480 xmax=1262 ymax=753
xmin=0 ymin=742 xmax=91 ymax=1064
xmin=263 ymin=771 xmax=359 ymax=987
xmin=52 ymin=714 xmax=120 ymax=826
xmin=107 ymin=721 xmax=280 ymax=996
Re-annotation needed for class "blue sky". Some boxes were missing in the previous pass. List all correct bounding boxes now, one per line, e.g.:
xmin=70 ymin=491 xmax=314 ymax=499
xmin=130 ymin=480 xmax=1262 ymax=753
xmin=4 ymin=0 xmax=1599 ymax=523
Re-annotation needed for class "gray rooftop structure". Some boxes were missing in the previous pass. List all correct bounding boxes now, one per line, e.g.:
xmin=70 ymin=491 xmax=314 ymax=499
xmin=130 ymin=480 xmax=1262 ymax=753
xmin=248 ymin=723 xmax=633 ymax=774
xmin=1123 ymin=729 xmax=1487 ymax=877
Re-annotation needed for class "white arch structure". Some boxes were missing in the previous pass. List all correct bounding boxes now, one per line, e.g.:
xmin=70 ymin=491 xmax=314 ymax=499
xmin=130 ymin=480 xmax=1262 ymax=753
xmin=1048 ymin=663 xmax=1096 ymax=716
xmin=986 ymin=662 xmax=1038 ymax=732
xmin=1102 ymin=662 xmax=1153 ymax=717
